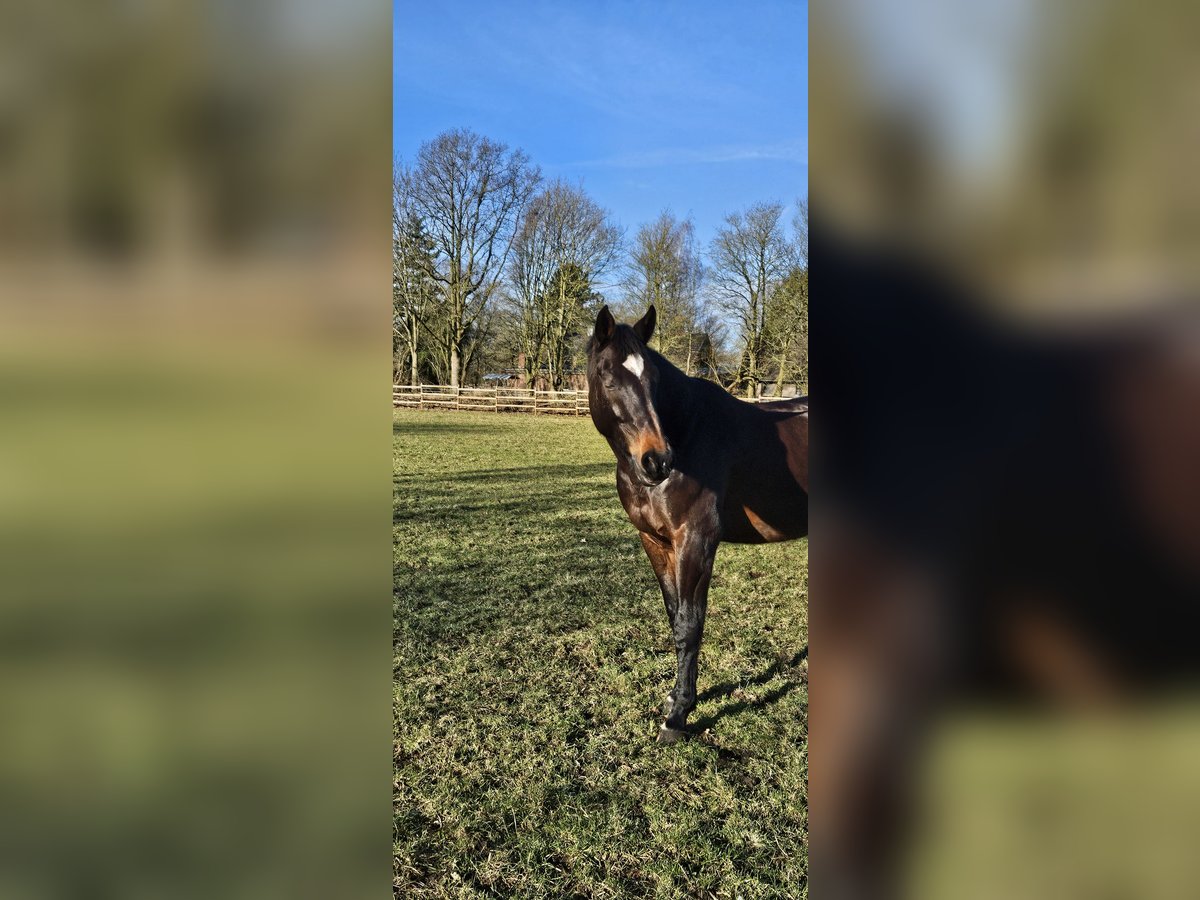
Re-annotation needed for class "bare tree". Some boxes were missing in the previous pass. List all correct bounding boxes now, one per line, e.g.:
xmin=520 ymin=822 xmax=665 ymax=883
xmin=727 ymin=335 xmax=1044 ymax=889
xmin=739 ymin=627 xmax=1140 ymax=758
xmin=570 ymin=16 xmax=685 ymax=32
xmin=764 ymin=266 xmax=808 ymax=395
xmin=763 ymin=198 xmax=809 ymax=395
xmin=509 ymin=203 xmax=555 ymax=382
xmin=393 ymin=172 xmax=437 ymax=386
xmin=509 ymin=180 xmax=622 ymax=387
xmin=625 ymin=212 xmax=706 ymax=374
xmin=709 ymin=202 xmax=793 ymax=397
xmin=405 ymin=129 xmax=540 ymax=387
xmin=793 ymin=197 xmax=809 ymax=269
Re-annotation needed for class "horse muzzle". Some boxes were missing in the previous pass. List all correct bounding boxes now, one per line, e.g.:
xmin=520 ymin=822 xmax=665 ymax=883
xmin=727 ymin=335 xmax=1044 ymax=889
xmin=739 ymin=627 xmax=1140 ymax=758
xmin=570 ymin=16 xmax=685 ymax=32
xmin=639 ymin=448 xmax=674 ymax=484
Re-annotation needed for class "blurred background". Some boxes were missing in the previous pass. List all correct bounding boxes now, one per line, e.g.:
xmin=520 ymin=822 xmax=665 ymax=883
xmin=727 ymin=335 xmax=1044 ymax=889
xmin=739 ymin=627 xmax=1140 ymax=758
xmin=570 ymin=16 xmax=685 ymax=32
xmin=0 ymin=1 xmax=389 ymax=897
xmin=813 ymin=0 xmax=1200 ymax=310
xmin=5 ymin=0 xmax=1200 ymax=896
xmin=811 ymin=1 xmax=1200 ymax=898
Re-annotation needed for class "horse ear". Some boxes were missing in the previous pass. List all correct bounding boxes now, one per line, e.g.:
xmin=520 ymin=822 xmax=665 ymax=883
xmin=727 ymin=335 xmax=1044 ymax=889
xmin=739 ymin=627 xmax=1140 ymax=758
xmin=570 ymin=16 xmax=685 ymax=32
xmin=593 ymin=305 xmax=616 ymax=346
xmin=633 ymin=305 xmax=656 ymax=344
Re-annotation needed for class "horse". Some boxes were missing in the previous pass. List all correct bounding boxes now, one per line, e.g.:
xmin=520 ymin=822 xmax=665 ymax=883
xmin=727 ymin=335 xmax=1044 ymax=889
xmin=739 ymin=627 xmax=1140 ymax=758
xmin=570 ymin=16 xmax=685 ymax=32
xmin=814 ymin=225 xmax=1200 ymax=898
xmin=586 ymin=304 xmax=809 ymax=742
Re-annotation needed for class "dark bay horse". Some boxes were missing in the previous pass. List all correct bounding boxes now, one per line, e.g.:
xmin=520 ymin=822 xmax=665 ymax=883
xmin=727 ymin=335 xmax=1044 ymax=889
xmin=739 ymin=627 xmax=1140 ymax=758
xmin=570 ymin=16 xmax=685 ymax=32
xmin=587 ymin=304 xmax=808 ymax=742
xmin=814 ymin=226 xmax=1200 ymax=898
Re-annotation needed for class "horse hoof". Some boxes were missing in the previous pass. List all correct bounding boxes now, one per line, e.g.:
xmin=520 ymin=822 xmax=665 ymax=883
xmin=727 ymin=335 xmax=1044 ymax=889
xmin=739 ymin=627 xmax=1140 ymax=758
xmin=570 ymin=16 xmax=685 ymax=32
xmin=657 ymin=724 xmax=688 ymax=744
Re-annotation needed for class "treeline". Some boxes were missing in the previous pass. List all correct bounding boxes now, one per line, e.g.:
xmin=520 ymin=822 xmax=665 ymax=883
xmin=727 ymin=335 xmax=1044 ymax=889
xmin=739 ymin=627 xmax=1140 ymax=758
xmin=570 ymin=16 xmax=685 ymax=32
xmin=394 ymin=127 xmax=807 ymax=396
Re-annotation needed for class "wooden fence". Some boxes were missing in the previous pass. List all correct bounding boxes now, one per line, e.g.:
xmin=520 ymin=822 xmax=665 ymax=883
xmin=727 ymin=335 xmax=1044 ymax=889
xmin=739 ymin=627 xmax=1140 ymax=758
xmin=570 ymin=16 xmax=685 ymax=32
xmin=393 ymin=384 xmax=590 ymax=415
xmin=393 ymin=384 xmax=805 ymax=415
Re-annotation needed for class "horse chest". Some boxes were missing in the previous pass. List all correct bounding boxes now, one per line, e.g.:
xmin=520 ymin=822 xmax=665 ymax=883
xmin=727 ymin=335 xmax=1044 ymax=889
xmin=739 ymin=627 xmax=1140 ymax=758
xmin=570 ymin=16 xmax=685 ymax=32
xmin=627 ymin=496 xmax=671 ymax=538
xmin=616 ymin=480 xmax=662 ymax=534
xmin=616 ymin=470 xmax=705 ymax=542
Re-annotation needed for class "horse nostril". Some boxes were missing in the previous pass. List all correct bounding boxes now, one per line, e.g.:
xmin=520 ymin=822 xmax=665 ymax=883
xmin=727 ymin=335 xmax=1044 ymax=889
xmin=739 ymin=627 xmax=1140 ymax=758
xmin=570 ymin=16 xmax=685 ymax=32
xmin=640 ymin=450 xmax=672 ymax=481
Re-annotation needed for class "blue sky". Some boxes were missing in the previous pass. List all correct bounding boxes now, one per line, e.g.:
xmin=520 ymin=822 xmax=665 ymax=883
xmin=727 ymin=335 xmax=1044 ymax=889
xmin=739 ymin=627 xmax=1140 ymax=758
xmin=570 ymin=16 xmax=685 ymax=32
xmin=393 ymin=1 xmax=807 ymax=251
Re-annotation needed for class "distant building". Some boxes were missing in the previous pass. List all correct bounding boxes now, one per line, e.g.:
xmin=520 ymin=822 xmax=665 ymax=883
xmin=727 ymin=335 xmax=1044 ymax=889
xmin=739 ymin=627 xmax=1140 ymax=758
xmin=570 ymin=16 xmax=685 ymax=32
xmin=489 ymin=353 xmax=587 ymax=391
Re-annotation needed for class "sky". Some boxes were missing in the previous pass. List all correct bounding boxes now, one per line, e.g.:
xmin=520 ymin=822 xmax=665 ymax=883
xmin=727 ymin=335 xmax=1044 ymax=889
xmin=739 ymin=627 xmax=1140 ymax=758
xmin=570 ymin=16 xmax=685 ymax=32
xmin=393 ymin=0 xmax=807 ymax=253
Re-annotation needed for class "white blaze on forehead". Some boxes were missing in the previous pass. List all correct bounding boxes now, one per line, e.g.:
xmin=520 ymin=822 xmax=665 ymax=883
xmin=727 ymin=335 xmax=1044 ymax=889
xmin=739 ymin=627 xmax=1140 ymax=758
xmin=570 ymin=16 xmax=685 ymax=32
xmin=621 ymin=353 xmax=645 ymax=378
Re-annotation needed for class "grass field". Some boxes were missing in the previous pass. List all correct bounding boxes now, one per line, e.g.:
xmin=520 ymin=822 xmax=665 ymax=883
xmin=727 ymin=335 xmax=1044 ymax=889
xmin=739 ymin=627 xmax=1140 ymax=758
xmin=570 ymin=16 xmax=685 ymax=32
xmin=394 ymin=409 xmax=808 ymax=898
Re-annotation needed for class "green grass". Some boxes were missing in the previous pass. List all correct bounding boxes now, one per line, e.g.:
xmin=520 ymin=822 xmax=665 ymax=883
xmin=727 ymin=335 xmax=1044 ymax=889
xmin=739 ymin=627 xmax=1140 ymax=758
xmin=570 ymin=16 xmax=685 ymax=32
xmin=394 ymin=410 xmax=807 ymax=898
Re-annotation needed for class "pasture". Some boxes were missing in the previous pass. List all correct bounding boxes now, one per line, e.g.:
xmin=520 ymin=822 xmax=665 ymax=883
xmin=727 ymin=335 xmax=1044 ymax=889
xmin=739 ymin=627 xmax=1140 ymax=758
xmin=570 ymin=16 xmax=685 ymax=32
xmin=394 ymin=410 xmax=808 ymax=898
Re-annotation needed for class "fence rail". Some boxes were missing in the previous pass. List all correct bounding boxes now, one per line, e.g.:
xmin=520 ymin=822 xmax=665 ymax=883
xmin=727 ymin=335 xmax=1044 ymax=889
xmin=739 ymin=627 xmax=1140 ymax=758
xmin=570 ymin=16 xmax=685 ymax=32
xmin=393 ymin=384 xmax=590 ymax=415
xmin=393 ymin=384 xmax=805 ymax=415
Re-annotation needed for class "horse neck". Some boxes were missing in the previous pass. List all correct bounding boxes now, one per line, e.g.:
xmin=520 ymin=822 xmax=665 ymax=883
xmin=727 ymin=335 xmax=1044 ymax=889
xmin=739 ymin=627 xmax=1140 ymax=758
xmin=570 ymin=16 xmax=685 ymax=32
xmin=648 ymin=347 xmax=695 ymax=437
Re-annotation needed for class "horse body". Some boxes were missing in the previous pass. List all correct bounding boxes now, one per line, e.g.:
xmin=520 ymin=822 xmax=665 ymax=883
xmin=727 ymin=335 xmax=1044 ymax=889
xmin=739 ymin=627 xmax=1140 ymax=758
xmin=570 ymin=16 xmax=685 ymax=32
xmin=721 ymin=402 xmax=809 ymax=544
xmin=587 ymin=305 xmax=807 ymax=740
xmin=614 ymin=379 xmax=807 ymax=545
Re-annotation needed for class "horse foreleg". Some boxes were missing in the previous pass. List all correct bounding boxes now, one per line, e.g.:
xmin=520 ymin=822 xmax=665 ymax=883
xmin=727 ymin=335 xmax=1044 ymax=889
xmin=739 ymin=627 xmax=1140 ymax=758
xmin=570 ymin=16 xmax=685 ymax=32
xmin=811 ymin=520 xmax=947 ymax=899
xmin=660 ymin=530 xmax=717 ymax=742
xmin=639 ymin=532 xmax=680 ymax=718
xmin=639 ymin=532 xmax=678 ymax=624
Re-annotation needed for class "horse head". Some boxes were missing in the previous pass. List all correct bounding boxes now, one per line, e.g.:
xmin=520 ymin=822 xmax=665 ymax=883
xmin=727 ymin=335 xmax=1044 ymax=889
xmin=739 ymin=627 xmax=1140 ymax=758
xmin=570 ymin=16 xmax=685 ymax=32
xmin=586 ymin=305 xmax=674 ymax=485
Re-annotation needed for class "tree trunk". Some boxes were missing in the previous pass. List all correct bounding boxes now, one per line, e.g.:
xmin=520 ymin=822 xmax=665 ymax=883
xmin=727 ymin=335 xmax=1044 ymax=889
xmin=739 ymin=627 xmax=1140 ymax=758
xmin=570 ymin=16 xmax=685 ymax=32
xmin=410 ymin=345 xmax=419 ymax=387
xmin=449 ymin=349 xmax=460 ymax=388
xmin=774 ymin=350 xmax=788 ymax=396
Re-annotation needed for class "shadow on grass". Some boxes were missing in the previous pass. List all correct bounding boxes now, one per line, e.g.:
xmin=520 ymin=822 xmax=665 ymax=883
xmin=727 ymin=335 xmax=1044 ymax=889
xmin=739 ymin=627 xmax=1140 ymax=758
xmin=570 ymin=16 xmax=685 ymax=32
xmin=393 ymin=419 xmax=506 ymax=438
xmin=697 ymin=646 xmax=807 ymax=704
xmin=688 ymin=646 xmax=808 ymax=733
xmin=394 ymin=413 xmax=591 ymax=438
xmin=395 ymin=462 xmax=648 ymax=648
xmin=394 ymin=464 xmax=615 ymax=526
xmin=690 ymin=680 xmax=805 ymax=734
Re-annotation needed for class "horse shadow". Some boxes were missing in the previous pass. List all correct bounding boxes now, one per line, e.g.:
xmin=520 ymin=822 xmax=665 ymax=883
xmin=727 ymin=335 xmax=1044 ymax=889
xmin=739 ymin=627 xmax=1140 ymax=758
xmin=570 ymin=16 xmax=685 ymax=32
xmin=687 ymin=646 xmax=807 ymax=733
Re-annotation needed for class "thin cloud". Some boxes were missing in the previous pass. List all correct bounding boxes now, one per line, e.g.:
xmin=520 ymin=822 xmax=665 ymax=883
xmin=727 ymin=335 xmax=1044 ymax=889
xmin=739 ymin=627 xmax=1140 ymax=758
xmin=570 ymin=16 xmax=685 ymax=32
xmin=565 ymin=139 xmax=808 ymax=169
